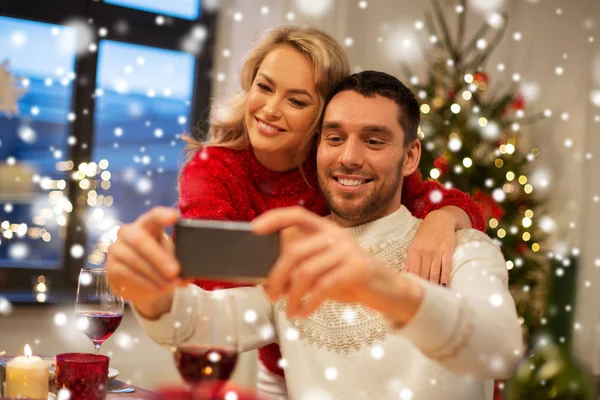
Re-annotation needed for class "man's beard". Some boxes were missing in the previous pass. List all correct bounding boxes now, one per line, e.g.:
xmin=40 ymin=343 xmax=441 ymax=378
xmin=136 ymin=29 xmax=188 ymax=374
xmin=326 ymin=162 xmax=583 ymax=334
xmin=318 ymin=156 xmax=405 ymax=223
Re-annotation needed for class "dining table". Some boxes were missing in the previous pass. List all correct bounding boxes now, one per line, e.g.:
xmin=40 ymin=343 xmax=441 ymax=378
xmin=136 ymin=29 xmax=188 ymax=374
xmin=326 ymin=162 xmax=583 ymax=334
xmin=104 ymin=379 xmax=156 ymax=399
xmin=0 ymin=355 xmax=157 ymax=399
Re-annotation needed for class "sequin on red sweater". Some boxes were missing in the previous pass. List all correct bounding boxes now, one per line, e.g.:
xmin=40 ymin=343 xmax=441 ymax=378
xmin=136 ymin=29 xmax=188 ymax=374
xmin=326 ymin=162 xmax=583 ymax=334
xmin=179 ymin=146 xmax=485 ymax=377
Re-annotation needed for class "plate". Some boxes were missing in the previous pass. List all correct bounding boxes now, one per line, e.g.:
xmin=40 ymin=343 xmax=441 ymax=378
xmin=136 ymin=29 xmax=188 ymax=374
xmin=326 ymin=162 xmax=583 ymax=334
xmin=108 ymin=367 xmax=119 ymax=382
xmin=45 ymin=371 xmax=117 ymax=400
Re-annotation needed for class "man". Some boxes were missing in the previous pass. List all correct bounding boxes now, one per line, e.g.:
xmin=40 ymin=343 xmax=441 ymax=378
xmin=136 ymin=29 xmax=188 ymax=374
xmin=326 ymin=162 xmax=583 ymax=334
xmin=122 ymin=71 xmax=523 ymax=399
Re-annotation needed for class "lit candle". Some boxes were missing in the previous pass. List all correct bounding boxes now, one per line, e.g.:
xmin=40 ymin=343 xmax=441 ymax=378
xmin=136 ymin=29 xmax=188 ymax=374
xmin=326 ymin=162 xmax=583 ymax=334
xmin=6 ymin=344 xmax=49 ymax=399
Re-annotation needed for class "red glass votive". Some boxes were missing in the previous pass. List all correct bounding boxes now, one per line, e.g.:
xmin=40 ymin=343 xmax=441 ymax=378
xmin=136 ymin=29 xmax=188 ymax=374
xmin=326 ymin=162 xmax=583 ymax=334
xmin=55 ymin=353 xmax=109 ymax=400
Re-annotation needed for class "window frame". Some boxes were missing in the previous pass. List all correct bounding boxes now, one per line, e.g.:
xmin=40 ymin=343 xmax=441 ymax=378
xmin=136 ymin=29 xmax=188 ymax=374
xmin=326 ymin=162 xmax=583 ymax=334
xmin=0 ymin=0 xmax=217 ymax=301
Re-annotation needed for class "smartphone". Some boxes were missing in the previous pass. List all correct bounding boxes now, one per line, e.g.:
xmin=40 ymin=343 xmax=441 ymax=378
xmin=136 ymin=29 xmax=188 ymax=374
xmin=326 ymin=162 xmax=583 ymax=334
xmin=175 ymin=219 xmax=280 ymax=283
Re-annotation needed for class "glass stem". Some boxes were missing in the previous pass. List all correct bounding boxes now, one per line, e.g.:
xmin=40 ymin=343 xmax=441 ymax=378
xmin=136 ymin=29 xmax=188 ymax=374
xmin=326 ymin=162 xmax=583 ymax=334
xmin=95 ymin=343 xmax=101 ymax=355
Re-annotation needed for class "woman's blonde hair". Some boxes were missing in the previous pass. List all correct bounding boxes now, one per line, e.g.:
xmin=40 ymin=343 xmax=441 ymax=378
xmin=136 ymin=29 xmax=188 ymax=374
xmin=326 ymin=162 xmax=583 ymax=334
xmin=183 ymin=26 xmax=350 ymax=163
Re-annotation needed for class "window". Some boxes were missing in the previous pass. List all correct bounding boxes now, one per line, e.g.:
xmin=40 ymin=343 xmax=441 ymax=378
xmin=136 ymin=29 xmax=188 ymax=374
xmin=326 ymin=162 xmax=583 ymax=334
xmin=0 ymin=0 xmax=216 ymax=300
xmin=104 ymin=0 xmax=201 ymax=20
xmin=86 ymin=41 xmax=195 ymax=266
xmin=0 ymin=16 xmax=77 ymax=269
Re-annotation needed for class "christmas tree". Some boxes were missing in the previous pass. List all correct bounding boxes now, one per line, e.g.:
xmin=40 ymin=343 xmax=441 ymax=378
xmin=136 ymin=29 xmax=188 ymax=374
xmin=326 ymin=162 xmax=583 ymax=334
xmin=404 ymin=0 xmax=551 ymax=338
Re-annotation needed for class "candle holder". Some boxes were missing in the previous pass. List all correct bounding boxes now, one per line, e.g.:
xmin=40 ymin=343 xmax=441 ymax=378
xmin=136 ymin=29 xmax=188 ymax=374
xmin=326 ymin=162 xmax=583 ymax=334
xmin=55 ymin=353 xmax=109 ymax=400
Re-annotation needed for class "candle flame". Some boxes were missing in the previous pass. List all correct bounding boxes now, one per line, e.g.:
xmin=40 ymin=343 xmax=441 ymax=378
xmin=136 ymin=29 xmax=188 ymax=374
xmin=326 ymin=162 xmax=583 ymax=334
xmin=24 ymin=344 xmax=32 ymax=358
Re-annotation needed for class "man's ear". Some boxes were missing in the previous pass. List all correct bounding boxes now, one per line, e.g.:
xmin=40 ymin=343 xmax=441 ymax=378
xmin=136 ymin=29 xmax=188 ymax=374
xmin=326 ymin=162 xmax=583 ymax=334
xmin=402 ymin=138 xmax=421 ymax=177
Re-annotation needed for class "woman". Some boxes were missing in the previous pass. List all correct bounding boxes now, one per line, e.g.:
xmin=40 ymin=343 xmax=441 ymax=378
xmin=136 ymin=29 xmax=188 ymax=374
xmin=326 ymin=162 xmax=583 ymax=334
xmin=107 ymin=26 xmax=484 ymax=398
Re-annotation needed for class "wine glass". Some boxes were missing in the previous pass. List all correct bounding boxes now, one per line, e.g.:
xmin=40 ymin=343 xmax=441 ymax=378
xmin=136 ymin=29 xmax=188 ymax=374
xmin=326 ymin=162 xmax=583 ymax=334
xmin=75 ymin=268 xmax=124 ymax=354
xmin=172 ymin=290 xmax=239 ymax=397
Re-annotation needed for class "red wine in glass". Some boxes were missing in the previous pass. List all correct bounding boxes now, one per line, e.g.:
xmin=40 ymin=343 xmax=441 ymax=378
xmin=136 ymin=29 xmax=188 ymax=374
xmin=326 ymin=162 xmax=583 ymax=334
xmin=75 ymin=311 xmax=123 ymax=344
xmin=174 ymin=345 xmax=239 ymax=385
xmin=75 ymin=268 xmax=124 ymax=354
xmin=172 ymin=292 xmax=240 ymax=397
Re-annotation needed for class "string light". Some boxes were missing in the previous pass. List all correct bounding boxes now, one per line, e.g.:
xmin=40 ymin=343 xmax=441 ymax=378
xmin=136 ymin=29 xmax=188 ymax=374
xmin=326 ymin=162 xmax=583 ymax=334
xmin=1 ymin=149 xmax=118 ymax=266
xmin=449 ymin=136 xmax=462 ymax=152
xmin=79 ymin=179 xmax=91 ymax=190
xmin=525 ymin=209 xmax=534 ymax=218
xmin=493 ymin=188 xmax=506 ymax=202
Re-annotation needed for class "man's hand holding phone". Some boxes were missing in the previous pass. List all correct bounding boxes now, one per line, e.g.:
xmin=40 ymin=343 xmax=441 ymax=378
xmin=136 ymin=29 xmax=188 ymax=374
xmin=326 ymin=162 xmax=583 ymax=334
xmin=106 ymin=207 xmax=182 ymax=320
xmin=107 ymin=206 xmax=282 ymax=321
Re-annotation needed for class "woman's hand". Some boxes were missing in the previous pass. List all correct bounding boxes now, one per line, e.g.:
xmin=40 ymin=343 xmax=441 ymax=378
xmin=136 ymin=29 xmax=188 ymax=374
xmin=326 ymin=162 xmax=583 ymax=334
xmin=106 ymin=206 xmax=181 ymax=319
xmin=405 ymin=209 xmax=459 ymax=286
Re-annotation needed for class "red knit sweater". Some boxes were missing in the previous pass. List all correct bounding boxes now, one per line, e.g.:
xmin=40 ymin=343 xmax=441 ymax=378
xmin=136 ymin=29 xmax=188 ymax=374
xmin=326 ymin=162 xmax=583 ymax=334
xmin=179 ymin=146 xmax=485 ymax=377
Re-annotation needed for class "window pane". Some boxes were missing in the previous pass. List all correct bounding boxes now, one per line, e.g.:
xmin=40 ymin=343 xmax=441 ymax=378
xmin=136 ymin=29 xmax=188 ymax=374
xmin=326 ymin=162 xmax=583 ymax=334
xmin=0 ymin=17 xmax=77 ymax=269
xmin=104 ymin=0 xmax=201 ymax=20
xmin=87 ymin=41 xmax=195 ymax=266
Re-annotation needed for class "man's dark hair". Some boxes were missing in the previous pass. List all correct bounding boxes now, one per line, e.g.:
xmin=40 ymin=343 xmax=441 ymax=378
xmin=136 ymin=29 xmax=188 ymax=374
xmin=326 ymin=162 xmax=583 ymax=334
xmin=321 ymin=70 xmax=420 ymax=145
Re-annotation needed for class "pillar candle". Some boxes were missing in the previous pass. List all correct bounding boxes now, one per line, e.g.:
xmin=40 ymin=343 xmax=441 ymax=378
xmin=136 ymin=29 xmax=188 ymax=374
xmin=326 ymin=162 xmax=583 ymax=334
xmin=6 ymin=344 xmax=48 ymax=400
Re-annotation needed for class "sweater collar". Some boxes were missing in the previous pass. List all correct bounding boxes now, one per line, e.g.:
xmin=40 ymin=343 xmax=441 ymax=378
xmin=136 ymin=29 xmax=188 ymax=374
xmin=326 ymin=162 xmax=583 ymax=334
xmin=344 ymin=206 xmax=418 ymax=245
xmin=241 ymin=146 xmax=318 ymax=196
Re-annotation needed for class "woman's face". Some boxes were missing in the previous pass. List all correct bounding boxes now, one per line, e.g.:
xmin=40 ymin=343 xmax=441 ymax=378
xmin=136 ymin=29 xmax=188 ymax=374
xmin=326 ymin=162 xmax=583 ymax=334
xmin=245 ymin=45 xmax=320 ymax=169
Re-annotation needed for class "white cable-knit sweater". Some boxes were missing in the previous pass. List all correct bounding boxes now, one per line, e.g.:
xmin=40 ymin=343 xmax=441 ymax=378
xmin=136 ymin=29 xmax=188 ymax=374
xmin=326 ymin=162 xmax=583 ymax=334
xmin=136 ymin=206 xmax=523 ymax=400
